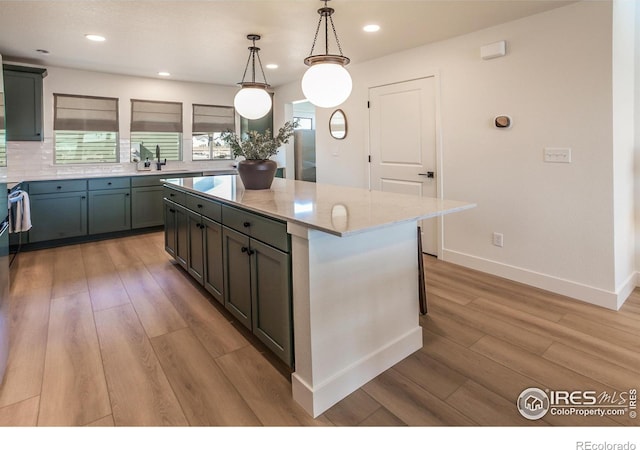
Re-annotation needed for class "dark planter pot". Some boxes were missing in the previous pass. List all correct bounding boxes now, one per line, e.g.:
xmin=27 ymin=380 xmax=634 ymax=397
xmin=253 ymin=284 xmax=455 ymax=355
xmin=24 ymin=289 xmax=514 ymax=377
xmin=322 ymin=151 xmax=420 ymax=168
xmin=237 ymin=159 xmax=277 ymax=190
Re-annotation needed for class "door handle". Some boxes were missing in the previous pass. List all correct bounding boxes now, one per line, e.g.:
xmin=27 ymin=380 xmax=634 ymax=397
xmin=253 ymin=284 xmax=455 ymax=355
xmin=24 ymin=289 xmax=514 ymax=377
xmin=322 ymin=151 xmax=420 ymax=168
xmin=418 ymin=171 xmax=435 ymax=179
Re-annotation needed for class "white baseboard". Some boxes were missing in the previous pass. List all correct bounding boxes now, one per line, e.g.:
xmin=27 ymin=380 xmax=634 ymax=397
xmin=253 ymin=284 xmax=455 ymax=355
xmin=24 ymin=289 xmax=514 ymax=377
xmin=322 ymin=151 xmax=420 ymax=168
xmin=441 ymin=249 xmax=633 ymax=311
xmin=291 ymin=326 xmax=422 ymax=418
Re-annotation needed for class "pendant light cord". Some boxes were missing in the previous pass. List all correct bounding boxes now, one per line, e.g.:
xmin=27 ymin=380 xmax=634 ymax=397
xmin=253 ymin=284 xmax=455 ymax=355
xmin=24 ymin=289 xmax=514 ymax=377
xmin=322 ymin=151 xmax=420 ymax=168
xmin=239 ymin=35 xmax=269 ymax=86
xmin=308 ymin=0 xmax=344 ymax=57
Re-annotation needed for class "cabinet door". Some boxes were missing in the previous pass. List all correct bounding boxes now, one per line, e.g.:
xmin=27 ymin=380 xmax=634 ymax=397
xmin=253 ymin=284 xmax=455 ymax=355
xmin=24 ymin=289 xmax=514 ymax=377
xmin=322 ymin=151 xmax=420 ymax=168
xmin=3 ymin=68 xmax=43 ymax=141
xmin=250 ymin=239 xmax=292 ymax=366
xmin=175 ymin=204 xmax=189 ymax=270
xmin=88 ymin=188 xmax=131 ymax=234
xmin=29 ymin=192 xmax=88 ymax=242
xmin=163 ymin=200 xmax=177 ymax=258
xmin=131 ymin=186 xmax=164 ymax=228
xmin=187 ymin=210 xmax=204 ymax=285
xmin=223 ymin=226 xmax=252 ymax=330
xmin=203 ymin=217 xmax=224 ymax=304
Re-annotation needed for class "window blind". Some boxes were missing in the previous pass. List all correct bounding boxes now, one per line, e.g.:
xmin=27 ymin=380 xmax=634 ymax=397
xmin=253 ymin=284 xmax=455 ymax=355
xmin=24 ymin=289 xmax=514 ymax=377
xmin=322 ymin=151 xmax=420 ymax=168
xmin=0 ymin=92 xmax=5 ymax=130
xmin=130 ymin=132 xmax=181 ymax=161
xmin=54 ymin=94 xmax=118 ymax=131
xmin=131 ymin=99 xmax=182 ymax=132
xmin=192 ymin=104 xmax=235 ymax=133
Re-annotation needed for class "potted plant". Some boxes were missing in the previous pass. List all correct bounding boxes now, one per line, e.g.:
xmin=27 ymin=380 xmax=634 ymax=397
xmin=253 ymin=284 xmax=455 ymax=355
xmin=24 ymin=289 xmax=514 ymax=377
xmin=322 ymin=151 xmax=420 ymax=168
xmin=221 ymin=120 xmax=297 ymax=189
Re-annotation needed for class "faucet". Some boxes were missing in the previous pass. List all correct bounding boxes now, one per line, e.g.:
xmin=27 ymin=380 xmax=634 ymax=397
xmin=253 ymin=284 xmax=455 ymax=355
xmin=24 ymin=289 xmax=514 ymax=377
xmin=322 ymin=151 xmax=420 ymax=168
xmin=155 ymin=145 xmax=166 ymax=170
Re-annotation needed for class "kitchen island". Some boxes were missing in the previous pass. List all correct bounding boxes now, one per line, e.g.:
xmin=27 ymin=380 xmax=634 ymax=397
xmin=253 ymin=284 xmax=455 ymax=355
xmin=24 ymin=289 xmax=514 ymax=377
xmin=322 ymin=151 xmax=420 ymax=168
xmin=163 ymin=175 xmax=474 ymax=417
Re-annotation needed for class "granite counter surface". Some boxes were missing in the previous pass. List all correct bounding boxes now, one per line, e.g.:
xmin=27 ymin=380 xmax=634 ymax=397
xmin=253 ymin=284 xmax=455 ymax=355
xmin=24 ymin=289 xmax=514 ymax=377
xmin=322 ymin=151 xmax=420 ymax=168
xmin=164 ymin=175 xmax=475 ymax=237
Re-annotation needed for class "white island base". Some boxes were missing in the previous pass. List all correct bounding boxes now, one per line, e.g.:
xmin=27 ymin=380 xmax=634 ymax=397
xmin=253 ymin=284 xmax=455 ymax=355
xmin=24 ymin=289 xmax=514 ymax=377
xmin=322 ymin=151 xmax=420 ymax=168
xmin=288 ymin=220 xmax=423 ymax=417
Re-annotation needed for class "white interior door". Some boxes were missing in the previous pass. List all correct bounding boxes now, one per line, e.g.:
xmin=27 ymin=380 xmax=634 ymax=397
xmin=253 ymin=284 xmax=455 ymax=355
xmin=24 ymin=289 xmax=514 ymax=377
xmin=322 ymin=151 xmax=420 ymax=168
xmin=369 ymin=77 xmax=438 ymax=255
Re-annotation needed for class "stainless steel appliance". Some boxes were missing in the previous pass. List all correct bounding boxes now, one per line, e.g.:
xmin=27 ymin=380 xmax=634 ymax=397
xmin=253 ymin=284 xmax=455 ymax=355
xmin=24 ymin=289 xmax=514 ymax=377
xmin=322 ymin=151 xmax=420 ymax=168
xmin=0 ymin=183 xmax=8 ymax=383
xmin=294 ymin=129 xmax=316 ymax=182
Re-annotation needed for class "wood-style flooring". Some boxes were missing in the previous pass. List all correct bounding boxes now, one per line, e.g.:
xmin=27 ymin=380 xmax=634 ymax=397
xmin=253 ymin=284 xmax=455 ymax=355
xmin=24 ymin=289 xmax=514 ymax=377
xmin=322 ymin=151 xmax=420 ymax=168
xmin=0 ymin=232 xmax=638 ymax=426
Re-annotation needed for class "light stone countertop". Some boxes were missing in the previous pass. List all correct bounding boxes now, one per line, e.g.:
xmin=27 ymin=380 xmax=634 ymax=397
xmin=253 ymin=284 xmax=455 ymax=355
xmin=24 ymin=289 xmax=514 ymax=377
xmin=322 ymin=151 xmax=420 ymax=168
xmin=6 ymin=169 xmax=236 ymax=188
xmin=164 ymin=175 xmax=476 ymax=237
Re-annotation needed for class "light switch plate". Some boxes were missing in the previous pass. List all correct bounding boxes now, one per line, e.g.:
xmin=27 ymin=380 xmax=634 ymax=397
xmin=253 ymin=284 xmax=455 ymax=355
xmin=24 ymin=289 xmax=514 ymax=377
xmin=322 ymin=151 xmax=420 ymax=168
xmin=544 ymin=148 xmax=571 ymax=163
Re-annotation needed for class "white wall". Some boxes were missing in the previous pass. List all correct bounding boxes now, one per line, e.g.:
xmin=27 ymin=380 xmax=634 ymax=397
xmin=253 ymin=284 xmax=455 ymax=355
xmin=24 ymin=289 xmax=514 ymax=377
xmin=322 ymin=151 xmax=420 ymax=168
xmin=6 ymin=66 xmax=239 ymax=181
xmin=635 ymin=1 xmax=640 ymax=292
xmin=612 ymin=0 xmax=636 ymax=308
xmin=275 ymin=1 xmax=630 ymax=309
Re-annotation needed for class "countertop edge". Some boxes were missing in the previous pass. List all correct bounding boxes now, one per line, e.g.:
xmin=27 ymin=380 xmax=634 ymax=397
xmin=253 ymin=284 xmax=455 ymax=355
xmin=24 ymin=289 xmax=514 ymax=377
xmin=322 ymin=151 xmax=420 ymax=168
xmin=163 ymin=179 xmax=477 ymax=237
xmin=7 ymin=169 xmax=237 ymax=187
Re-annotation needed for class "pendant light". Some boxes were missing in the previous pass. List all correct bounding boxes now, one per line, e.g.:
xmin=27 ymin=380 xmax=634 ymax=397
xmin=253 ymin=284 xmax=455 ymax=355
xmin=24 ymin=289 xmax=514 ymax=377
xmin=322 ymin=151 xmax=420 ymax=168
xmin=302 ymin=0 xmax=352 ymax=108
xmin=234 ymin=34 xmax=272 ymax=120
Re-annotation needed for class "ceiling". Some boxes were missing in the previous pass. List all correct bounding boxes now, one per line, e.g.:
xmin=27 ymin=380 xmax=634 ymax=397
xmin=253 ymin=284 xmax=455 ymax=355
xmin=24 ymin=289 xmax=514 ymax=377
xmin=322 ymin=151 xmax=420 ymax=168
xmin=0 ymin=0 xmax=576 ymax=88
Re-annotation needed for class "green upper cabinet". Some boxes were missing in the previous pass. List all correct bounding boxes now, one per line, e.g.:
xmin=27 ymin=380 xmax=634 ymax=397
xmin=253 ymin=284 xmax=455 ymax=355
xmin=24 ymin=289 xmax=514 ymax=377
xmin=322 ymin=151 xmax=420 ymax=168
xmin=2 ymin=64 xmax=46 ymax=141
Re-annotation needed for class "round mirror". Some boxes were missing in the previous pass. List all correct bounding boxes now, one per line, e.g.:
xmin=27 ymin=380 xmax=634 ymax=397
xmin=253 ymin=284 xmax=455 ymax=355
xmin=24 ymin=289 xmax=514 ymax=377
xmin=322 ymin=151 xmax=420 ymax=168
xmin=329 ymin=109 xmax=347 ymax=140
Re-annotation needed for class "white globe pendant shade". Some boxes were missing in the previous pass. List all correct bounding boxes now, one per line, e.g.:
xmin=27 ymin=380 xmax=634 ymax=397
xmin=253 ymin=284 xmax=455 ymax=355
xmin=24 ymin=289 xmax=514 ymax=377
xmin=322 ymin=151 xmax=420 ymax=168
xmin=301 ymin=62 xmax=352 ymax=108
xmin=234 ymin=87 xmax=272 ymax=120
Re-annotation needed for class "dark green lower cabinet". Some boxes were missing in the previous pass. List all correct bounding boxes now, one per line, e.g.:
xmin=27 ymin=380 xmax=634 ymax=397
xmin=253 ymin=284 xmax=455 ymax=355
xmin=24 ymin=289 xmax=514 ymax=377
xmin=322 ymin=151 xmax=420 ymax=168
xmin=223 ymin=226 xmax=292 ymax=366
xmin=203 ymin=217 xmax=224 ymax=304
xmin=132 ymin=186 xmax=164 ymax=228
xmin=88 ymin=189 xmax=131 ymax=234
xmin=29 ymin=192 xmax=88 ymax=242
xmin=223 ymin=227 xmax=252 ymax=330
xmin=164 ymin=199 xmax=188 ymax=269
xmin=164 ymin=200 xmax=177 ymax=258
xmin=175 ymin=204 xmax=189 ymax=270
xmin=187 ymin=210 xmax=204 ymax=284
xmin=250 ymin=239 xmax=292 ymax=366
xmin=163 ymin=189 xmax=293 ymax=367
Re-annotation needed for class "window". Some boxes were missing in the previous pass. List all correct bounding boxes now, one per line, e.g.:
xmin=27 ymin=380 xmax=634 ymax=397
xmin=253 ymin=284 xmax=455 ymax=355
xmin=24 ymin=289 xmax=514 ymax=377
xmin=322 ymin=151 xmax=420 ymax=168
xmin=192 ymin=104 xmax=234 ymax=160
xmin=294 ymin=117 xmax=313 ymax=130
xmin=0 ymin=93 xmax=6 ymax=167
xmin=53 ymin=94 xmax=119 ymax=164
xmin=130 ymin=99 xmax=182 ymax=161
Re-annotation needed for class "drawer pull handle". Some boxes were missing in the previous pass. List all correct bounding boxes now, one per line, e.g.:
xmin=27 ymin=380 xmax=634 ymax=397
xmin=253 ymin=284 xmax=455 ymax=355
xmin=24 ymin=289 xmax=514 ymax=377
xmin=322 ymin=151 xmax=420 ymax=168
xmin=108 ymin=182 xmax=112 ymax=185
xmin=57 ymin=186 xmax=62 ymax=190
xmin=81 ymin=196 xmax=86 ymax=199
xmin=197 ymin=204 xmax=203 ymax=209
xmin=169 ymin=208 xmax=176 ymax=213
xmin=170 ymin=193 xmax=175 ymax=197
xmin=243 ymin=221 xmax=251 ymax=228
xmin=241 ymin=246 xmax=248 ymax=253
xmin=125 ymin=193 xmax=130 ymax=196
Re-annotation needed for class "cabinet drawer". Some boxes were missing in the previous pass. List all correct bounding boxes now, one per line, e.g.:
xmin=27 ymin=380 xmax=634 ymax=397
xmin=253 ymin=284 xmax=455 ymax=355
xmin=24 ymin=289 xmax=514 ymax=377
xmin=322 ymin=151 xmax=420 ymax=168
xmin=222 ymin=205 xmax=289 ymax=252
xmin=185 ymin=193 xmax=221 ymax=222
xmin=28 ymin=179 xmax=87 ymax=194
xmin=133 ymin=172 xmax=202 ymax=187
xmin=88 ymin=177 xmax=130 ymax=190
xmin=163 ymin=186 xmax=186 ymax=205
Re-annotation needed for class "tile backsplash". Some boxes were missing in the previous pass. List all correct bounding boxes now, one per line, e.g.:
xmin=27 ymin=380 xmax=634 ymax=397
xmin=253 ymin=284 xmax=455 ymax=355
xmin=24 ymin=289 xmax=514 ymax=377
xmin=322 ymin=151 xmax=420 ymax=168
xmin=6 ymin=137 xmax=237 ymax=182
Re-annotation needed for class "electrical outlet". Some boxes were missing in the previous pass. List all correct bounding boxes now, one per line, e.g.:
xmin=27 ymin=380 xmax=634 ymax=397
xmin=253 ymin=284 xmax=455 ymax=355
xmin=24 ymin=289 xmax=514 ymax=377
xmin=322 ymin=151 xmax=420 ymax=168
xmin=492 ymin=232 xmax=504 ymax=247
xmin=544 ymin=148 xmax=571 ymax=163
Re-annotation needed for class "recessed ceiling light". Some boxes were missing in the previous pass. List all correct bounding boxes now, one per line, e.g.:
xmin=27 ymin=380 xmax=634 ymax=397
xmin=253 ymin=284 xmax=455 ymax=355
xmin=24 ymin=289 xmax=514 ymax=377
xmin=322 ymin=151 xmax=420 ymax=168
xmin=265 ymin=64 xmax=278 ymax=70
xmin=36 ymin=49 xmax=50 ymax=55
xmin=363 ymin=24 xmax=380 ymax=33
xmin=85 ymin=34 xmax=106 ymax=42
xmin=158 ymin=71 xmax=171 ymax=77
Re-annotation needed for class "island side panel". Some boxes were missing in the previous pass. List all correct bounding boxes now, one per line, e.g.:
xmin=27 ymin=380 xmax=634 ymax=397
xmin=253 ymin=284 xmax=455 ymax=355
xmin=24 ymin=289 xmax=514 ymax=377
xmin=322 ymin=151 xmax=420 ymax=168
xmin=288 ymin=221 xmax=423 ymax=417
